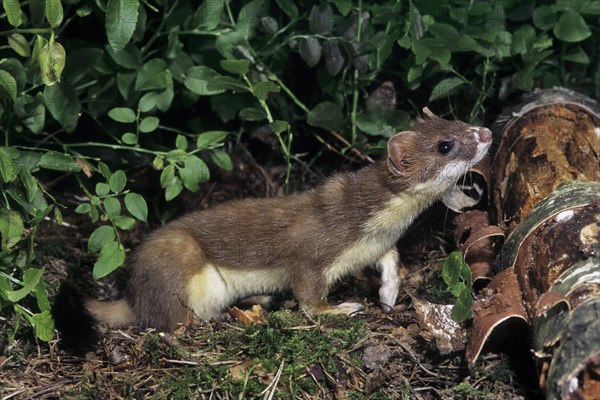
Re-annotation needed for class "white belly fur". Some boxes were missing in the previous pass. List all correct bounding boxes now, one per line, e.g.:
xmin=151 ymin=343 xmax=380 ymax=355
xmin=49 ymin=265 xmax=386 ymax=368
xmin=187 ymin=263 xmax=291 ymax=319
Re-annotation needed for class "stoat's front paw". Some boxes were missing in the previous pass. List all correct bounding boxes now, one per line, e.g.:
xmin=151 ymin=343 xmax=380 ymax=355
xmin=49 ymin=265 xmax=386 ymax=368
xmin=332 ymin=302 xmax=364 ymax=316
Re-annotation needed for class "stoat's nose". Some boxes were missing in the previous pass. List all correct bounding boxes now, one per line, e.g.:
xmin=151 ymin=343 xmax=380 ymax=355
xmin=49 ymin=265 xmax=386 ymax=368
xmin=478 ymin=127 xmax=492 ymax=143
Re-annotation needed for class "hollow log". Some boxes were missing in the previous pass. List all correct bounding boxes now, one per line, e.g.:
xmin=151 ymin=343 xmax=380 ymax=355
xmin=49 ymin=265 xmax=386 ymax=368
xmin=466 ymin=88 xmax=600 ymax=400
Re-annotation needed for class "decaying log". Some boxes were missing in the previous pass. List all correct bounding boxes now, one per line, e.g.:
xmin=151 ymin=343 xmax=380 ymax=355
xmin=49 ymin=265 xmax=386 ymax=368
xmin=491 ymin=88 xmax=599 ymax=234
xmin=465 ymin=88 xmax=600 ymax=400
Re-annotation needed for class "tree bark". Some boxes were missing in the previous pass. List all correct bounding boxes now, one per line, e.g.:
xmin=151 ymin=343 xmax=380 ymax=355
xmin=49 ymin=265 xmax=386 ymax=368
xmin=466 ymin=88 xmax=600 ymax=400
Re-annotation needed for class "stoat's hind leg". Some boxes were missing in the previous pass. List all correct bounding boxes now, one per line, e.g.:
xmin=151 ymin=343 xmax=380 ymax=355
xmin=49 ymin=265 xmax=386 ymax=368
xmin=127 ymin=229 xmax=210 ymax=330
xmin=376 ymin=248 xmax=400 ymax=312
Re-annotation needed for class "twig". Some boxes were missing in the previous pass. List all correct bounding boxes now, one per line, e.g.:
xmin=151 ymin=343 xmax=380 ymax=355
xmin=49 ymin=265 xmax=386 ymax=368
xmin=261 ymin=359 xmax=285 ymax=399
xmin=390 ymin=337 xmax=438 ymax=378
xmin=330 ymin=131 xmax=375 ymax=163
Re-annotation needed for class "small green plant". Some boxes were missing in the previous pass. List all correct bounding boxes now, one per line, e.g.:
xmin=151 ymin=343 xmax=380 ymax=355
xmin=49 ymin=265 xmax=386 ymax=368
xmin=442 ymin=251 xmax=473 ymax=323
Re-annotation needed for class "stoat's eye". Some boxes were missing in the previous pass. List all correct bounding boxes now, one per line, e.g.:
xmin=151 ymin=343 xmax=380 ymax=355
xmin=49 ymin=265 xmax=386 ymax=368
xmin=438 ymin=140 xmax=454 ymax=154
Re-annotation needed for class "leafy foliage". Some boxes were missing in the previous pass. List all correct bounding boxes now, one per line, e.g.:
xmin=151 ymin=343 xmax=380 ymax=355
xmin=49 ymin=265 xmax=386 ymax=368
xmin=442 ymin=251 xmax=473 ymax=323
xmin=0 ymin=0 xmax=598 ymax=343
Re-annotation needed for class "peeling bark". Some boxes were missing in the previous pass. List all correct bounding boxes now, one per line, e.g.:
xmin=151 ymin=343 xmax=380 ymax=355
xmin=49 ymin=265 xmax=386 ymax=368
xmin=465 ymin=88 xmax=600 ymax=400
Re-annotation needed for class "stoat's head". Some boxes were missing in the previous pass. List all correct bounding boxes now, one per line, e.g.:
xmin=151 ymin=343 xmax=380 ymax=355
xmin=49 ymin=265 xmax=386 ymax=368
xmin=386 ymin=107 xmax=492 ymax=193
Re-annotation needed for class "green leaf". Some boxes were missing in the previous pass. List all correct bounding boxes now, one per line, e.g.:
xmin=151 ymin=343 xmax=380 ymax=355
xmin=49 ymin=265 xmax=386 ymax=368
xmin=563 ymin=47 xmax=590 ymax=64
xmin=459 ymin=262 xmax=472 ymax=287
xmin=184 ymin=66 xmax=226 ymax=96
xmin=108 ymin=107 xmax=136 ymax=123
xmin=0 ymin=209 xmax=24 ymax=249
xmin=429 ymin=77 xmax=467 ymax=101
xmin=511 ymin=25 xmax=536 ymax=55
xmin=95 ymin=182 xmax=110 ymax=196
xmin=175 ymin=135 xmax=188 ymax=150
xmin=106 ymin=0 xmax=140 ymax=52
xmin=261 ymin=16 xmax=279 ymax=34
xmin=93 ymin=241 xmax=125 ymax=279
xmin=428 ymin=23 xmax=461 ymax=45
xmin=45 ymin=0 xmax=63 ymax=28
xmin=88 ymin=225 xmax=116 ymax=253
xmin=114 ymin=216 xmax=136 ymax=230
xmin=533 ymin=5 xmax=557 ymax=30
xmin=275 ymin=0 xmax=298 ymax=18
xmin=8 ymin=33 xmax=30 ymax=57
xmin=180 ymin=155 xmax=209 ymax=191
xmin=449 ymin=281 xmax=467 ymax=298
xmin=210 ymin=76 xmax=249 ymax=93
xmin=307 ymin=102 xmax=344 ymax=132
xmin=20 ymin=169 xmax=39 ymax=203
xmin=14 ymin=95 xmax=45 ymax=134
xmin=239 ymin=107 xmax=266 ymax=121
xmin=0 ymin=148 xmax=19 ymax=183
xmin=39 ymin=152 xmax=81 ymax=172
xmin=554 ymin=11 xmax=591 ymax=42
xmin=124 ymin=192 xmax=147 ymax=222
xmin=106 ymin=43 xmax=140 ymax=69
xmin=38 ymin=40 xmax=66 ymax=86
xmin=98 ymin=162 xmax=111 ymax=179
xmin=236 ymin=0 xmax=264 ymax=39
xmin=43 ymin=83 xmax=80 ymax=132
xmin=254 ymin=81 xmax=280 ymax=101
xmin=220 ymin=59 xmax=251 ymax=76
xmin=197 ymin=131 xmax=229 ymax=148
xmin=75 ymin=203 xmax=92 ymax=214
xmin=30 ymin=310 xmax=55 ymax=341
xmin=165 ymin=178 xmax=184 ymax=200
xmin=451 ymin=289 xmax=473 ymax=323
xmin=0 ymin=70 xmax=17 ymax=102
xmin=138 ymin=92 xmax=157 ymax=112
xmin=299 ymin=38 xmax=322 ymax=68
xmin=3 ymin=0 xmax=23 ymax=27
xmin=193 ymin=0 xmax=225 ymax=29
xmin=156 ymin=85 xmax=174 ymax=112
xmin=4 ymin=268 xmax=43 ymax=302
xmin=309 ymin=4 xmax=333 ymax=35
xmin=211 ymin=150 xmax=233 ymax=171
xmin=269 ymin=120 xmax=288 ymax=135
xmin=109 ymin=170 xmax=127 ymax=193
xmin=135 ymin=59 xmax=171 ymax=91
xmin=104 ymin=197 xmax=121 ymax=217
xmin=160 ymin=164 xmax=175 ymax=188
xmin=152 ymin=156 xmax=164 ymax=170
xmin=121 ymin=132 xmax=138 ymax=144
xmin=139 ymin=116 xmax=159 ymax=133
xmin=442 ymin=251 xmax=463 ymax=288
xmin=331 ymin=0 xmax=351 ymax=16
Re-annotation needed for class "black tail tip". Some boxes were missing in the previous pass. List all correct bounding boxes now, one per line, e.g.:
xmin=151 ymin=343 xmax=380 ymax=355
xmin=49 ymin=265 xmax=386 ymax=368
xmin=52 ymin=281 xmax=99 ymax=354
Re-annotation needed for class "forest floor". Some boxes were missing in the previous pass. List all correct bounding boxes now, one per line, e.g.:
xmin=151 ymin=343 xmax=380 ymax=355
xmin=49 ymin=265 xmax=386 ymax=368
xmin=0 ymin=150 xmax=542 ymax=399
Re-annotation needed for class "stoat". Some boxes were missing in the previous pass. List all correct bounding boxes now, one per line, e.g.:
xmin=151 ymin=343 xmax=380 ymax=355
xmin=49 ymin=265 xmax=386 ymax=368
xmin=53 ymin=108 xmax=492 ymax=352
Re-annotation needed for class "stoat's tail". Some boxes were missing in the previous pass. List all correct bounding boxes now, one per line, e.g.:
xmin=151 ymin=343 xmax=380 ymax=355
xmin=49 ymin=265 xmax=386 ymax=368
xmin=52 ymin=282 xmax=135 ymax=354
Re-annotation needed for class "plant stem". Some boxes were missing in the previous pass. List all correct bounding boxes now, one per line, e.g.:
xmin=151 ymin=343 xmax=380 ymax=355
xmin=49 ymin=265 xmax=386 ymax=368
xmin=66 ymin=142 xmax=163 ymax=156
xmin=350 ymin=0 xmax=364 ymax=145
xmin=0 ymin=28 xmax=52 ymax=36
xmin=267 ymin=71 xmax=310 ymax=113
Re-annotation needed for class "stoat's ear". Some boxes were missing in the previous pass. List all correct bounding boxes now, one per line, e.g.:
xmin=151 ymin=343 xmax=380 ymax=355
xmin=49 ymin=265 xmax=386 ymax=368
xmin=387 ymin=131 xmax=415 ymax=177
xmin=422 ymin=107 xmax=437 ymax=119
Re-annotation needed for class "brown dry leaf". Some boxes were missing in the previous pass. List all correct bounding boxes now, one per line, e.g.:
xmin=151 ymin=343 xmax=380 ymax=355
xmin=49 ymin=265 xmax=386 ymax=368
xmin=229 ymin=360 xmax=255 ymax=381
xmin=363 ymin=344 xmax=392 ymax=370
xmin=76 ymin=157 xmax=93 ymax=178
xmin=227 ymin=305 xmax=267 ymax=325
